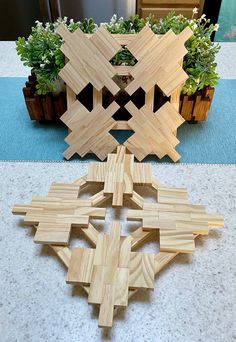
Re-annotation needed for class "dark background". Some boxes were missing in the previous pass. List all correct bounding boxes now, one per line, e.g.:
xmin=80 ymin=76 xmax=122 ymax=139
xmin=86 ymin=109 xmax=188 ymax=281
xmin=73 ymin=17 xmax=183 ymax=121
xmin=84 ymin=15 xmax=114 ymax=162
xmin=0 ymin=0 xmax=222 ymax=40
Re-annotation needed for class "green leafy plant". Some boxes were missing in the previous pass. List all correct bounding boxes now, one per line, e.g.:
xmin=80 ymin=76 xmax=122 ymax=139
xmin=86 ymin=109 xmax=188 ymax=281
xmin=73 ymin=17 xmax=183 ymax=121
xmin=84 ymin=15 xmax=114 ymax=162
xmin=16 ymin=12 xmax=220 ymax=96
xmin=152 ymin=11 xmax=220 ymax=95
xmin=16 ymin=17 xmax=98 ymax=94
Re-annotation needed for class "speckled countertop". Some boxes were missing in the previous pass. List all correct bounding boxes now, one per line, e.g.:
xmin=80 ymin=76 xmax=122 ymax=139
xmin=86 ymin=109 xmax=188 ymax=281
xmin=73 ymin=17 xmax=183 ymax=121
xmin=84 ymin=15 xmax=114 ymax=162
xmin=0 ymin=42 xmax=236 ymax=342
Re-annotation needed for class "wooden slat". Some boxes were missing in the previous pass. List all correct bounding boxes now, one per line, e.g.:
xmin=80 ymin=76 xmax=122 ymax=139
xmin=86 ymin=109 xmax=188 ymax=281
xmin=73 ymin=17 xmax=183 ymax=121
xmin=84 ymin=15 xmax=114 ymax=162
xmin=98 ymin=283 xmax=115 ymax=328
xmin=119 ymin=236 xmax=132 ymax=267
xmin=158 ymin=187 xmax=189 ymax=204
xmin=66 ymin=247 xmax=95 ymax=284
xmin=160 ymin=229 xmax=195 ymax=253
xmin=90 ymin=26 xmax=121 ymax=60
xmin=34 ymin=222 xmax=71 ymax=245
xmin=129 ymin=252 xmax=155 ymax=289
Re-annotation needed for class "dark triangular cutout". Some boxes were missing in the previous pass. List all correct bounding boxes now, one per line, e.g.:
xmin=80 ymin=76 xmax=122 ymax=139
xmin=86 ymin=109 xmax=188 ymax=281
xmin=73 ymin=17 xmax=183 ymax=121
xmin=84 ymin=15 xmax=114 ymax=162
xmin=109 ymin=130 xmax=134 ymax=144
xmin=112 ymin=107 xmax=132 ymax=121
xmin=76 ymin=83 xmax=93 ymax=111
xmin=153 ymin=85 xmax=170 ymax=112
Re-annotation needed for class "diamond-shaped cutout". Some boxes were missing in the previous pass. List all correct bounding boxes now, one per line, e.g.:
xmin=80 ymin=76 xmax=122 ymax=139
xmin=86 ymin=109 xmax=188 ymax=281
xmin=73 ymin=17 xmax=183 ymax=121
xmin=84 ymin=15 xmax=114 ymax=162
xmin=109 ymin=47 xmax=137 ymax=67
xmin=131 ymin=88 xmax=145 ymax=109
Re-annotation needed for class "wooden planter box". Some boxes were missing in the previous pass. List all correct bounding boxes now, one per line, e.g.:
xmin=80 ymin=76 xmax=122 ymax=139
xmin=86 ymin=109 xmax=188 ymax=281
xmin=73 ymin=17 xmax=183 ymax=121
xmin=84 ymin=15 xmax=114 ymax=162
xmin=180 ymin=86 xmax=215 ymax=122
xmin=23 ymin=72 xmax=66 ymax=122
xmin=23 ymin=72 xmax=214 ymax=124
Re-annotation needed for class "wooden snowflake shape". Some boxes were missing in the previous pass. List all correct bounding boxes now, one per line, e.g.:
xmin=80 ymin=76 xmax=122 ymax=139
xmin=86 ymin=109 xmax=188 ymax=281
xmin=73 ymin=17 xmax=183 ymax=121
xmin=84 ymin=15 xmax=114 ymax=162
xmin=56 ymin=25 xmax=192 ymax=162
xmin=12 ymin=147 xmax=224 ymax=328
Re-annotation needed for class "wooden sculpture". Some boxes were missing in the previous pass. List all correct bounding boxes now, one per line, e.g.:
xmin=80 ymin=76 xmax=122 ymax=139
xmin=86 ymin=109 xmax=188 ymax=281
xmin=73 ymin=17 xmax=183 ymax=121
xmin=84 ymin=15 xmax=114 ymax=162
xmin=12 ymin=147 xmax=224 ymax=328
xmin=56 ymin=24 xmax=193 ymax=162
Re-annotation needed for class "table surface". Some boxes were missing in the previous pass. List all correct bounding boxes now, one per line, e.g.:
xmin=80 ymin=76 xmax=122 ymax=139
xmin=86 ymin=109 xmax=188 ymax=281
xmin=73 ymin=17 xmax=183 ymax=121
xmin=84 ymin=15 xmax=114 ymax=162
xmin=0 ymin=41 xmax=236 ymax=342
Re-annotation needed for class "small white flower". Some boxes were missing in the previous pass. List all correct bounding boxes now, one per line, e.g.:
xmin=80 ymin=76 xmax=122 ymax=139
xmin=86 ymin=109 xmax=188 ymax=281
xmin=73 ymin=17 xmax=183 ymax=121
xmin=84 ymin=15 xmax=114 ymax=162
xmin=69 ymin=19 xmax=74 ymax=24
xmin=40 ymin=63 xmax=45 ymax=68
xmin=192 ymin=7 xmax=198 ymax=15
xmin=93 ymin=23 xmax=98 ymax=32
xmin=35 ymin=20 xmax=42 ymax=27
xmin=200 ymin=14 xmax=206 ymax=20
xmin=214 ymin=23 xmax=219 ymax=31
xmin=110 ymin=14 xmax=117 ymax=24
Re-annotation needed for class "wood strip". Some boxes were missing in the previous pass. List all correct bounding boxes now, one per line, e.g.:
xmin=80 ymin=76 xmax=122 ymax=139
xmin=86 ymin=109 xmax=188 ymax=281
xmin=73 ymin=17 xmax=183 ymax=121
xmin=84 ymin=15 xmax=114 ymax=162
xmin=129 ymin=252 xmax=155 ymax=289
xmin=66 ymin=247 xmax=95 ymax=284
xmin=160 ymin=229 xmax=195 ymax=253
xmin=98 ymin=283 xmax=115 ymax=328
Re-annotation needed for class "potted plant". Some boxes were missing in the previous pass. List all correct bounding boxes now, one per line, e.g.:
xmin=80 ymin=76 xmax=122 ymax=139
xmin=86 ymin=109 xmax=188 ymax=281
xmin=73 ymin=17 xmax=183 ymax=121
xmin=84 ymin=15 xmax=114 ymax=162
xmin=16 ymin=11 xmax=220 ymax=122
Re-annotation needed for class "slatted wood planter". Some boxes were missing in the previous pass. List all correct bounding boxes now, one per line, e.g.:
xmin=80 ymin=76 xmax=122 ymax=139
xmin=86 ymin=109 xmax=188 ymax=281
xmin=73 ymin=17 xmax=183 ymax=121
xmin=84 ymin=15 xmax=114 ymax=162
xmin=23 ymin=72 xmax=66 ymax=122
xmin=180 ymin=86 xmax=215 ymax=122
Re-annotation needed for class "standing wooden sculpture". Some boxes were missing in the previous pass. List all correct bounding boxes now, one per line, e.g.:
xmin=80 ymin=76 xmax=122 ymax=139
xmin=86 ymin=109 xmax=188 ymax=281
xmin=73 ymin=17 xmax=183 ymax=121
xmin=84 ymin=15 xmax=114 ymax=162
xmin=56 ymin=25 xmax=193 ymax=162
xmin=12 ymin=147 xmax=224 ymax=328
